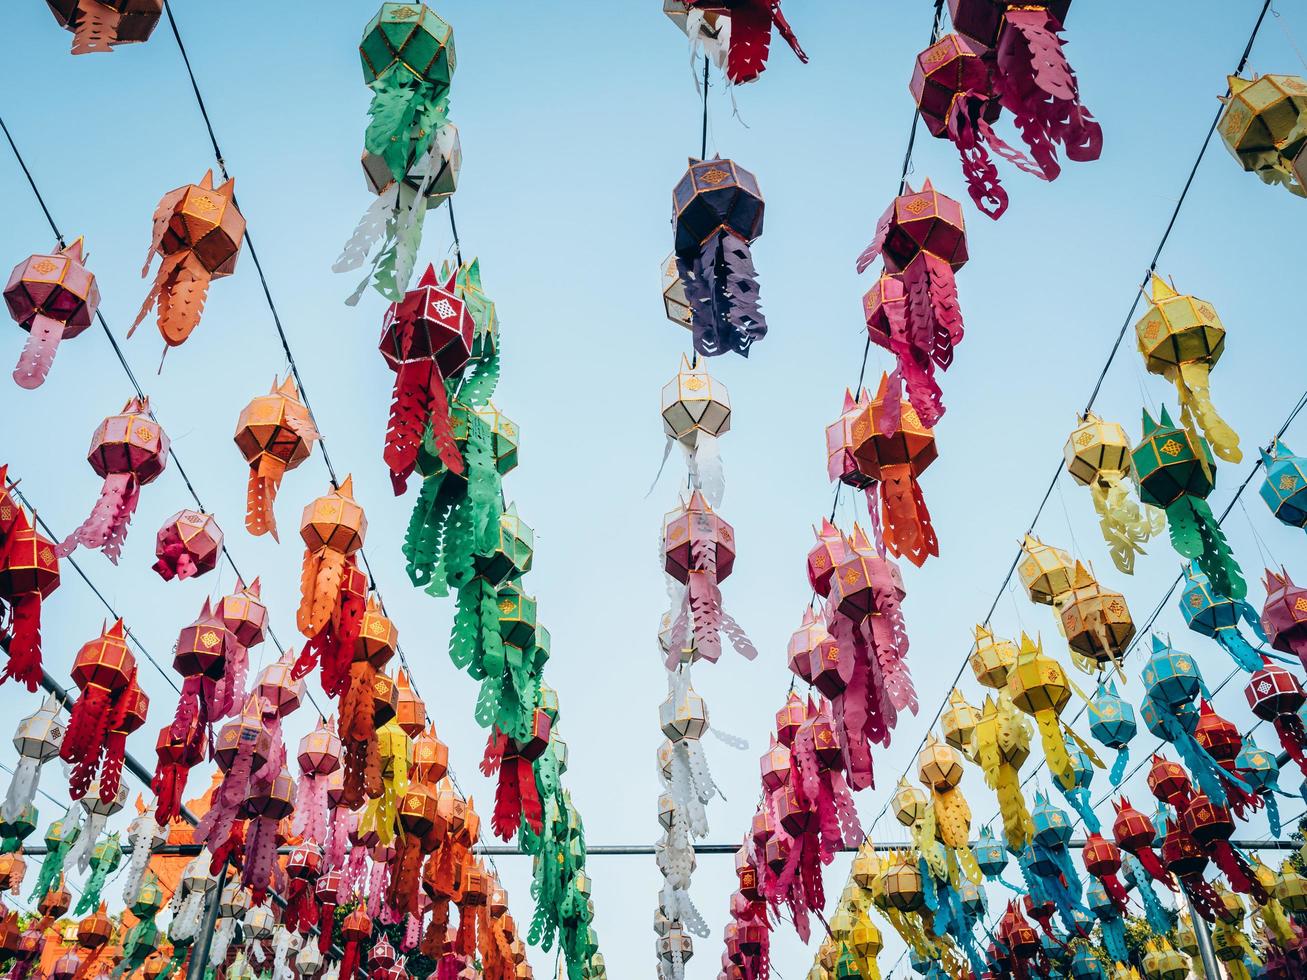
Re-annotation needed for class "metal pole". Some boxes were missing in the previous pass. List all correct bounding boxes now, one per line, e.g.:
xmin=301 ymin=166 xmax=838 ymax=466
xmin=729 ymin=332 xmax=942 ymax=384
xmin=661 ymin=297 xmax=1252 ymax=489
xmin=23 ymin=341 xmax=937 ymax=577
xmin=1184 ymin=890 xmax=1221 ymax=980
xmin=186 ymin=863 xmax=228 ymax=980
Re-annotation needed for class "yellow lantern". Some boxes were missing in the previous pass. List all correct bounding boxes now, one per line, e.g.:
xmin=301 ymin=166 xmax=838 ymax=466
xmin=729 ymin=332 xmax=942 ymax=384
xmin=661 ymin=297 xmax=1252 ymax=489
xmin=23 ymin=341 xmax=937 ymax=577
xmin=1018 ymin=534 xmax=1075 ymax=606
xmin=972 ymin=693 xmax=1034 ymax=850
xmin=1065 ymin=413 xmax=1164 ymax=574
xmin=916 ymin=734 xmax=970 ymax=850
xmin=1135 ymin=274 xmax=1240 ymax=467
xmin=1218 ymin=73 xmax=1307 ymax=195
xmin=891 ymin=778 xmax=927 ymax=828
xmin=882 ymin=854 xmax=924 ymax=913
xmin=970 ymin=624 xmax=1016 ymax=690
xmin=1274 ymin=859 xmax=1307 ymax=913
xmin=1006 ymin=633 xmax=1075 ymax=791
xmin=940 ymin=688 xmax=979 ymax=759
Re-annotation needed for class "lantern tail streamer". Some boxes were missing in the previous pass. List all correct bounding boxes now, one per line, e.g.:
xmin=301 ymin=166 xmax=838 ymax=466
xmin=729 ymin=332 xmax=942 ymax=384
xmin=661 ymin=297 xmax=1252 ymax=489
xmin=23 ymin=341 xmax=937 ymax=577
xmin=1034 ymin=711 xmax=1074 ymax=792
xmin=1090 ymin=479 xmax=1162 ymax=575
xmin=677 ymin=231 xmax=767 ymax=358
xmin=364 ymin=71 xmax=449 ymax=185
xmin=1 ymin=759 xmax=38 ymax=826
xmin=1110 ymin=746 xmax=1130 ymax=787
xmin=878 ymin=463 xmax=937 ymax=567
xmin=1166 ymin=496 xmax=1246 ymax=601
xmin=2 ymin=593 xmax=42 ymax=692
xmin=154 ymin=255 xmax=211 ymax=348
xmin=245 ymin=465 xmax=281 ymax=541
xmin=58 ymin=473 xmax=139 ymax=563
xmin=13 ymin=314 xmax=67 ymax=390
xmin=385 ymin=360 xmax=435 ymax=494
xmin=1174 ymin=361 xmax=1241 ymax=464
xmin=334 ymin=184 xmax=399 ymax=275
xmin=946 ymin=96 xmax=1009 ymax=218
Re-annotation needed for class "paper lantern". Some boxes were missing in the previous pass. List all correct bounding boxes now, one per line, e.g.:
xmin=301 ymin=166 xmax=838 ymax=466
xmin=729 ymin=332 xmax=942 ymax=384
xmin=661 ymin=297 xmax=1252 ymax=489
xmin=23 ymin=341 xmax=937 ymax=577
xmin=890 ymin=778 xmax=926 ymax=828
xmin=1218 ymin=73 xmax=1307 ymax=195
xmin=1179 ymin=563 xmax=1265 ymax=673
xmin=1133 ymin=405 xmax=1244 ymax=600
xmin=0 ymin=503 xmax=60 ymax=691
xmin=934 ymin=1 xmax=1101 ymax=217
xmin=973 ymin=692 xmax=1033 ymax=849
xmin=1006 ymin=633 xmax=1074 ymax=790
xmin=970 ymin=625 xmax=1016 ymax=689
xmin=882 ymin=857 xmax=924 ymax=913
xmin=151 ymin=509 xmax=222 ymax=581
xmin=941 ymin=688 xmax=979 ymax=756
xmin=1245 ymin=657 xmax=1307 ymax=777
xmin=1017 ymin=534 xmax=1074 ymax=606
xmin=1261 ymin=567 xmax=1307 ymax=670
xmin=1064 ymin=412 xmax=1162 ymax=574
xmin=361 ymin=119 xmax=460 ymax=207
xmin=665 ymin=0 xmax=806 ymax=84
xmin=854 ymin=181 xmax=966 ymax=427
xmin=849 ymin=373 xmax=940 ymax=567
xmin=1 ymin=694 xmax=62 ymax=824
xmin=5 ymin=238 xmax=98 ymax=388
xmin=297 ymin=476 xmax=367 ymax=640
xmin=235 ymin=375 xmax=318 ymax=540
xmin=59 ymin=619 xmax=136 ymax=802
xmin=132 ymin=171 xmax=244 ymax=350
xmin=379 ymin=264 xmax=474 ymax=492
xmin=1135 ymin=275 xmax=1240 ymax=464
xmin=671 ymin=157 xmax=767 ymax=357
xmin=1087 ymin=681 xmax=1135 ymax=786
xmin=45 ymin=0 xmax=163 ymax=54
xmin=1260 ymin=439 xmax=1307 ymax=533
xmin=242 ymin=768 xmax=296 ymax=902
xmin=59 ymin=396 xmax=168 ymax=562
xmin=194 ymin=698 xmax=273 ymax=863
xmin=1058 ymin=561 xmax=1134 ymax=672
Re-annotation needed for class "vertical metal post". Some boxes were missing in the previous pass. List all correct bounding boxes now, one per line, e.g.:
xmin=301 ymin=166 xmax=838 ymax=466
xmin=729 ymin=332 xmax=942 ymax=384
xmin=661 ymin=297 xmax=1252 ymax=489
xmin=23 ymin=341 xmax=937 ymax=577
xmin=1184 ymin=890 xmax=1221 ymax=980
xmin=185 ymin=864 xmax=228 ymax=980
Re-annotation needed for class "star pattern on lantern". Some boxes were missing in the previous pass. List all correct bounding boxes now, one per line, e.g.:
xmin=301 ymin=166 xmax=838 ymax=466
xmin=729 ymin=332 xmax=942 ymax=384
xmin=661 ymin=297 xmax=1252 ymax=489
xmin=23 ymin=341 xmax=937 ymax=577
xmin=1161 ymin=439 xmax=1183 ymax=457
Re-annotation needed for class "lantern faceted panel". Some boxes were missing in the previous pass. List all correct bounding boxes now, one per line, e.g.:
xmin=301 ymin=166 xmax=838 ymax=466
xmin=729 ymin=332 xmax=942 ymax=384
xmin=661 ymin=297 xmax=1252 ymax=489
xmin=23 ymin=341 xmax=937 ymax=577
xmin=1018 ymin=535 xmax=1075 ymax=605
xmin=970 ymin=625 xmax=1016 ymax=689
xmin=1064 ymin=413 xmax=1134 ymax=486
xmin=660 ymin=253 xmax=693 ymax=328
xmin=299 ymin=477 xmax=367 ymax=555
xmin=1219 ymin=74 xmax=1307 ymax=174
xmin=1132 ymin=407 xmax=1216 ymax=509
xmin=672 ymin=157 xmax=765 ymax=253
xmin=1134 ymin=275 xmax=1226 ymax=374
xmin=359 ymin=2 xmax=456 ymax=86
xmin=661 ymin=355 xmax=731 ymax=445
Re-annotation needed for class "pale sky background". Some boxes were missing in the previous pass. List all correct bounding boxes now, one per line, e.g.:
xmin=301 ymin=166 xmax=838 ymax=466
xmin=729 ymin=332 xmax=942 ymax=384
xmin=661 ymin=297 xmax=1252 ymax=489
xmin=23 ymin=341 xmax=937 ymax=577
xmin=3 ymin=1 xmax=1307 ymax=977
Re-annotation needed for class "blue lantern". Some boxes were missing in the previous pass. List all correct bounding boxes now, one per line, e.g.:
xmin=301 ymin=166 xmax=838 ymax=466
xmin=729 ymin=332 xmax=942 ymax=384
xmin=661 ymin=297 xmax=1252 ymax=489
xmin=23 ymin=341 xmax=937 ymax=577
xmin=1028 ymin=794 xmax=1088 ymax=931
xmin=974 ymin=825 xmax=1009 ymax=880
xmin=1142 ymin=634 xmax=1207 ymax=707
xmin=1179 ymin=563 xmax=1267 ymax=673
xmin=1260 ymin=439 xmax=1307 ymax=529
xmin=1089 ymin=680 xmax=1137 ymax=786
xmin=1085 ymin=878 xmax=1130 ymax=965
xmin=1237 ymin=739 xmax=1286 ymax=836
xmin=1054 ymin=742 xmax=1101 ymax=832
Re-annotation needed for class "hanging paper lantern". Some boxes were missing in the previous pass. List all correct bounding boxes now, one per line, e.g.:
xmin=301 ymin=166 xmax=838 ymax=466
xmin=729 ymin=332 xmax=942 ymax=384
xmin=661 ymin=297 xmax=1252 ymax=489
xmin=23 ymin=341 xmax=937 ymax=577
xmin=242 ymin=767 xmax=296 ymax=902
xmin=193 ymin=697 xmax=272 ymax=868
xmin=1261 ymin=567 xmax=1307 ymax=670
xmin=1132 ymin=405 xmax=1245 ymax=600
xmin=855 ymin=182 xmax=966 ymax=426
xmin=234 ymin=375 xmax=319 ymax=540
xmin=4 ymin=238 xmax=99 ymax=388
xmin=1135 ymin=275 xmax=1240 ymax=464
xmin=132 ymin=171 xmax=244 ymax=351
xmin=1160 ymin=818 xmax=1225 ymax=921
xmin=100 ymin=680 xmax=148 ymax=808
xmin=1057 ymin=561 xmax=1134 ymax=675
xmin=58 ymin=397 xmax=168 ymax=562
xmin=917 ymin=733 xmax=971 ymax=852
xmin=1006 ymin=633 xmax=1075 ymax=790
xmin=359 ymin=3 xmax=455 ymax=188
xmin=1064 ymin=413 xmax=1163 ymax=574
xmin=379 ymin=264 xmax=474 ymax=493
xmin=940 ymin=0 xmax=1102 ymax=216
xmin=970 ymin=624 xmax=1016 ymax=690
xmin=294 ymin=719 xmax=341 ymax=847
xmin=973 ymin=692 xmax=1033 ymax=849
xmin=0 ymin=694 xmax=59 ymax=833
xmin=849 ymin=373 xmax=940 ymax=567
xmin=1245 ymin=657 xmax=1307 ymax=778
xmin=74 ymin=832 xmax=123 ymax=913
xmin=297 ymin=476 xmax=367 ymax=660
xmin=671 ymin=157 xmax=767 ymax=357
xmin=168 ymin=597 xmax=244 ymax=759
xmin=45 ymin=0 xmax=162 ymax=54
xmin=151 ymin=509 xmax=222 ymax=581
xmin=660 ymin=356 xmax=731 ymax=506
xmin=1087 ymin=681 xmax=1135 ymax=786
xmin=661 ymin=490 xmax=754 ymax=663
xmin=941 ymin=688 xmax=980 ymax=758
xmin=0 ymin=504 xmax=60 ymax=691
xmin=1179 ymin=563 xmax=1265 ymax=673
xmin=339 ymin=596 xmax=397 ymax=808
xmin=0 ymin=803 xmax=37 ymax=857
xmin=1081 ymin=833 xmax=1128 ymax=914
xmin=666 ymin=0 xmax=806 ymax=85
xmin=58 ymin=619 xmax=136 ymax=802
xmin=1260 ymin=438 xmax=1307 ymax=530
xmin=1218 ymin=73 xmax=1307 ymax=195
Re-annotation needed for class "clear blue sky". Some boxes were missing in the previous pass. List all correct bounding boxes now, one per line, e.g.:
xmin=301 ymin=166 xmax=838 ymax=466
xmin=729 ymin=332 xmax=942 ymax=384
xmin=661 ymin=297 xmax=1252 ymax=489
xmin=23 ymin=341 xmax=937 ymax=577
xmin=3 ymin=1 xmax=1307 ymax=977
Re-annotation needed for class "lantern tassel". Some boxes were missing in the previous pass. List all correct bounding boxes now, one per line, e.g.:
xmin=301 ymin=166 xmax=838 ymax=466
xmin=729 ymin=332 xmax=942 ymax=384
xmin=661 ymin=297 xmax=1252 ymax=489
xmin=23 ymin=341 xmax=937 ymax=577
xmin=1110 ymin=746 xmax=1130 ymax=787
xmin=58 ymin=473 xmax=139 ymax=563
xmin=245 ymin=466 xmax=281 ymax=541
xmin=1174 ymin=360 xmax=1241 ymax=464
xmin=2 ymin=592 xmax=43 ymax=692
xmin=12 ymin=314 xmax=66 ymax=390
xmin=945 ymin=95 xmax=1009 ymax=219
xmin=1166 ymin=496 xmax=1246 ymax=602
xmin=1 ymin=758 xmax=39 ymax=826
xmin=677 ymin=231 xmax=767 ymax=358
xmin=877 ymin=463 xmax=938 ymax=567
xmin=154 ymin=254 xmax=212 ymax=348
xmin=1091 ymin=476 xmax=1162 ymax=575
xmin=385 ymin=361 xmax=434 ymax=495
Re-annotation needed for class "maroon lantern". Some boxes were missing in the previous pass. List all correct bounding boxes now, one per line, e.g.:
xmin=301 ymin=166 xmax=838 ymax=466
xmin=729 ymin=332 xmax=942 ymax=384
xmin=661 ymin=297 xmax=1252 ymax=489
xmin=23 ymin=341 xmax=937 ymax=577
xmin=1111 ymin=796 xmax=1170 ymax=886
xmin=4 ymin=238 xmax=99 ymax=388
xmin=379 ymin=264 xmax=473 ymax=494
xmin=152 ymin=509 xmax=223 ymax=581
xmin=1081 ymin=832 xmax=1129 ymax=914
xmin=1246 ymin=656 xmax=1307 ymax=778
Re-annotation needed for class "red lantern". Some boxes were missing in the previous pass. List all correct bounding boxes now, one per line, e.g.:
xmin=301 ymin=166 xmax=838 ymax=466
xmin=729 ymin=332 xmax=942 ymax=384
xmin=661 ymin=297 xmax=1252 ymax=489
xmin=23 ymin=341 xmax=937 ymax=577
xmin=59 ymin=619 xmax=136 ymax=801
xmin=380 ymin=264 xmax=473 ymax=493
xmin=0 ymin=501 xmax=60 ymax=691
xmin=241 ymin=767 xmax=296 ymax=902
xmin=1081 ymin=832 xmax=1129 ymax=913
xmin=339 ymin=596 xmax=395 ymax=809
xmin=339 ymin=905 xmax=374 ymax=980
xmin=1111 ymin=796 xmax=1169 ymax=886
xmin=1146 ymin=755 xmax=1193 ymax=810
xmin=151 ymin=712 xmax=205 ymax=825
xmin=1161 ymin=819 xmax=1223 ymax=921
xmin=805 ymin=517 xmax=847 ymax=598
xmin=5 ymin=238 xmax=98 ymax=388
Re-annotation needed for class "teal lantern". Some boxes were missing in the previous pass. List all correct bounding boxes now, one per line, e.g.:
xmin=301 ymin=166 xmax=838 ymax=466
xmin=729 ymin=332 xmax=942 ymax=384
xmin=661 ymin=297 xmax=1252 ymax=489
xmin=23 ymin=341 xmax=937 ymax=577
xmin=1088 ymin=681 xmax=1136 ymax=786
xmin=1237 ymin=739 xmax=1286 ymax=836
xmin=473 ymin=503 xmax=534 ymax=587
xmin=1085 ymin=878 xmax=1130 ymax=965
xmin=974 ymin=826 xmax=1009 ymax=879
xmin=1179 ymin=563 xmax=1265 ymax=672
xmin=959 ymin=878 xmax=987 ymax=920
xmin=1142 ymin=635 xmax=1207 ymax=708
xmin=1260 ymin=439 xmax=1307 ymax=529
xmin=1055 ymin=743 xmax=1101 ymax=833
xmin=1071 ymin=947 xmax=1108 ymax=979
xmin=1132 ymin=406 xmax=1245 ymax=600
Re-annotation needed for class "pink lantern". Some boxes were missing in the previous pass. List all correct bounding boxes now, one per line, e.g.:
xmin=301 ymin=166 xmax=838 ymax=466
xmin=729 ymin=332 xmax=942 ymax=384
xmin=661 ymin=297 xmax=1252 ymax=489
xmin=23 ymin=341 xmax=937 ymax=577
xmin=1262 ymin=567 xmax=1307 ymax=670
xmin=152 ymin=509 xmax=222 ymax=581
xmin=5 ymin=239 xmax=98 ymax=388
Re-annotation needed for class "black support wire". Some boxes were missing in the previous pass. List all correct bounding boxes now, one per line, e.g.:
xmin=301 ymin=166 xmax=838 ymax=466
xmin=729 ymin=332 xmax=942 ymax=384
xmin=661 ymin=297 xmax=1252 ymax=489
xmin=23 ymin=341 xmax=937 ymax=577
xmin=863 ymin=0 xmax=1278 ymax=840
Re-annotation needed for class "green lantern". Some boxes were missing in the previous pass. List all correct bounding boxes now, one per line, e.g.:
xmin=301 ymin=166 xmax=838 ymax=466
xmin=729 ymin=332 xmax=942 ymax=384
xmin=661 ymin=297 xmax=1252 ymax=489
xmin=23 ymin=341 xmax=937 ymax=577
xmin=1131 ymin=406 xmax=1245 ymax=600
